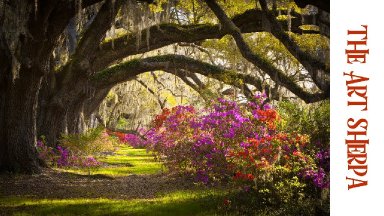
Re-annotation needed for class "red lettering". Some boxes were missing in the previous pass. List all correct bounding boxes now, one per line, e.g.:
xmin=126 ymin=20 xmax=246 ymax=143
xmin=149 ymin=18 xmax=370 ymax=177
xmin=346 ymin=25 xmax=369 ymax=64
xmin=346 ymin=177 xmax=368 ymax=189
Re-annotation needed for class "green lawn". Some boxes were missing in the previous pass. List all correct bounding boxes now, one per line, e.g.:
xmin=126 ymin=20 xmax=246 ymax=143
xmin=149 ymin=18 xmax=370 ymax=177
xmin=0 ymin=145 xmax=326 ymax=215
xmin=56 ymin=146 xmax=164 ymax=177
xmin=0 ymin=146 xmax=229 ymax=215
xmin=0 ymin=190 xmax=227 ymax=216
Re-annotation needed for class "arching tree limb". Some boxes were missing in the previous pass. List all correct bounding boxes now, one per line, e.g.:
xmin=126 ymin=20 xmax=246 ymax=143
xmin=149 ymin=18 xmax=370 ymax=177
xmin=74 ymin=0 xmax=124 ymax=62
xmin=135 ymin=78 xmax=167 ymax=109
xmin=176 ymin=70 xmax=210 ymax=101
xmin=258 ymin=0 xmax=329 ymax=92
xmin=93 ymin=8 xmax=327 ymax=71
xmin=204 ymin=0 xmax=329 ymax=103
xmin=49 ymin=0 xmax=124 ymax=111
xmin=92 ymin=55 xmax=327 ymax=103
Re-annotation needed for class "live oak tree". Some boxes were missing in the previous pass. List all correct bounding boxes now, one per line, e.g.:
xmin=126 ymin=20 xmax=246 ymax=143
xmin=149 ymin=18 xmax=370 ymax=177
xmin=0 ymin=0 xmax=329 ymax=173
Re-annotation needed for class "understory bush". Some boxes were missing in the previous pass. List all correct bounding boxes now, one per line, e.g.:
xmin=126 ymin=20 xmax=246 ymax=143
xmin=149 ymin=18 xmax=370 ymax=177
xmin=60 ymin=127 xmax=115 ymax=156
xmin=37 ymin=127 xmax=118 ymax=174
xmin=36 ymin=138 xmax=102 ymax=174
xmin=277 ymin=100 xmax=330 ymax=200
xmin=107 ymin=129 xmax=148 ymax=148
xmin=145 ymin=94 xmax=329 ymax=208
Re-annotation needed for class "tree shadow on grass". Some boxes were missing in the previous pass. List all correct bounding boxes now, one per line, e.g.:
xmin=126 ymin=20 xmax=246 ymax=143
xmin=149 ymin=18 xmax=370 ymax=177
xmin=0 ymin=190 xmax=225 ymax=216
xmin=0 ymin=169 xmax=203 ymax=200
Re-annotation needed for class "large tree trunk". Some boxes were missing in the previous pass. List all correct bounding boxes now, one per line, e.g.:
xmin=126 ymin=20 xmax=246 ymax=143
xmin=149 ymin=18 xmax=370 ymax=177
xmin=78 ymin=88 xmax=111 ymax=131
xmin=0 ymin=67 xmax=42 ymax=173
xmin=0 ymin=29 xmax=14 ymax=172
xmin=37 ymin=73 xmax=67 ymax=146
xmin=0 ymin=0 xmax=61 ymax=173
xmin=0 ymin=1 xmax=43 ymax=173
xmin=67 ymin=99 xmax=87 ymax=135
xmin=37 ymin=103 xmax=67 ymax=147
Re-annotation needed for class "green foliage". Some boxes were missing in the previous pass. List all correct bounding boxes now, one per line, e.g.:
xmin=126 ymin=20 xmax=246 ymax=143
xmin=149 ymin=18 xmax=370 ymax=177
xmin=276 ymin=100 xmax=330 ymax=210
xmin=291 ymin=33 xmax=330 ymax=66
xmin=300 ymin=24 xmax=320 ymax=31
xmin=116 ymin=118 xmax=129 ymax=128
xmin=254 ymin=166 xmax=306 ymax=205
xmin=105 ymin=90 xmax=118 ymax=103
xmin=60 ymin=127 xmax=116 ymax=156
xmin=277 ymin=100 xmax=330 ymax=146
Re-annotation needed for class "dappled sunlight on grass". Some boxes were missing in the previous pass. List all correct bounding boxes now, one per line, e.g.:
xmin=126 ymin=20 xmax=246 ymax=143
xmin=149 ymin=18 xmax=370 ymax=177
xmin=0 ymin=189 xmax=227 ymax=216
xmin=55 ymin=146 xmax=164 ymax=177
xmin=0 ymin=146 xmax=232 ymax=215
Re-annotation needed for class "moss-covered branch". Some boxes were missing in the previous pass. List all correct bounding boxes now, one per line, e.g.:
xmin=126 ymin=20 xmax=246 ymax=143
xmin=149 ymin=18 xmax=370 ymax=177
xmin=74 ymin=0 xmax=124 ymax=59
xmin=93 ymin=8 xmax=326 ymax=71
xmin=259 ymin=0 xmax=329 ymax=92
xmin=92 ymin=55 xmax=260 ymax=89
xmin=204 ymin=0 xmax=329 ymax=103
xmin=92 ymin=54 xmax=327 ymax=103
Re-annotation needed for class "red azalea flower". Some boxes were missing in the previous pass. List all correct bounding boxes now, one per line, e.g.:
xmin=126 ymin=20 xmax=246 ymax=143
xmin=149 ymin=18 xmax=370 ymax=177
xmin=247 ymin=173 xmax=254 ymax=180
xmin=293 ymin=151 xmax=302 ymax=157
xmin=223 ymin=199 xmax=231 ymax=206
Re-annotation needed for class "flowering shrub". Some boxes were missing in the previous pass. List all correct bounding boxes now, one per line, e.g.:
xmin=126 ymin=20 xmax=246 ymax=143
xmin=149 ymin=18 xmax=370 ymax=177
xmin=37 ymin=140 xmax=103 ymax=173
xmin=277 ymin=100 xmax=330 ymax=190
xmin=123 ymin=134 xmax=147 ymax=148
xmin=146 ymin=105 xmax=232 ymax=183
xmin=36 ymin=138 xmax=56 ymax=166
xmin=81 ymin=156 xmax=102 ymax=175
xmin=56 ymin=145 xmax=70 ymax=167
xmin=106 ymin=128 xmax=148 ymax=148
xmin=107 ymin=129 xmax=148 ymax=148
xmin=106 ymin=130 xmax=127 ymax=143
xmin=145 ymin=94 xmax=327 ymax=203
xmin=302 ymin=149 xmax=330 ymax=189
xmin=37 ymin=128 xmax=110 ymax=174
xmin=60 ymin=127 xmax=115 ymax=156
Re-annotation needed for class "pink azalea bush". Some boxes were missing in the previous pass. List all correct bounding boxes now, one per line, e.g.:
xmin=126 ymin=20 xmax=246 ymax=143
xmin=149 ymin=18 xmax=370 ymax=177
xmin=107 ymin=129 xmax=147 ymax=148
xmin=36 ymin=128 xmax=110 ymax=173
xmin=37 ymin=140 xmax=103 ymax=172
xmin=145 ymin=94 xmax=329 ymax=203
xmin=123 ymin=133 xmax=147 ymax=148
xmin=36 ymin=139 xmax=56 ymax=166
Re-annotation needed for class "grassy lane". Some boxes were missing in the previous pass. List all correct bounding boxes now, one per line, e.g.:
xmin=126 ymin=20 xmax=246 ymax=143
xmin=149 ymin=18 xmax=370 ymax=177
xmin=0 ymin=190 xmax=227 ymax=216
xmin=55 ymin=146 xmax=164 ymax=177
xmin=0 ymin=146 xmax=229 ymax=216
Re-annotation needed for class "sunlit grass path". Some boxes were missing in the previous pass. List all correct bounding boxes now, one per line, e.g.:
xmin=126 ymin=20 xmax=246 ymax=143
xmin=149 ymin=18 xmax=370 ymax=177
xmin=0 ymin=146 xmax=228 ymax=216
xmin=56 ymin=146 xmax=164 ymax=177
xmin=0 ymin=190 xmax=226 ymax=216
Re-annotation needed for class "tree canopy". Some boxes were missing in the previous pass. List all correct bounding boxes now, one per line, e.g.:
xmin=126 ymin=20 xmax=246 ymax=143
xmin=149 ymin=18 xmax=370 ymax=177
xmin=0 ymin=0 xmax=329 ymax=173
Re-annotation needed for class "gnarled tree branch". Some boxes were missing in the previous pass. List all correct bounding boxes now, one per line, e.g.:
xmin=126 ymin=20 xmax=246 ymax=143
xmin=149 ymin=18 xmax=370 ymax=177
xmin=259 ymin=0 xmax=329 ymax=92
xmin=204 ymin=0 xmax=328 ymax=103
xmin=176 ymin=70 xmax=211 ymax=101
xmin=93 ymin=8 xmax=327 ymax=71
xmin=74 ymin=0 xmax=124 ymax=61
xmin=135 ymin=78 xmax=167 ymax=109
xmin=92 ymin=54 xmax=326 ymax=103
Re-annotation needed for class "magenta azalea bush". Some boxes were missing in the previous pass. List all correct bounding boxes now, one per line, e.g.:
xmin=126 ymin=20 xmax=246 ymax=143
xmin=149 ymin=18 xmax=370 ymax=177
xmin=123 ymin=133 xmax=147 ymax=148
xmin=36 ymin=138 xmax=102 ymax=172
xmin=106 ymin=128 xmax=148 ymax=148
xmin=145 ymin=94 xmax=329 ymax=201
xmin=36 ymin=139 xmax=56 ymax=166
